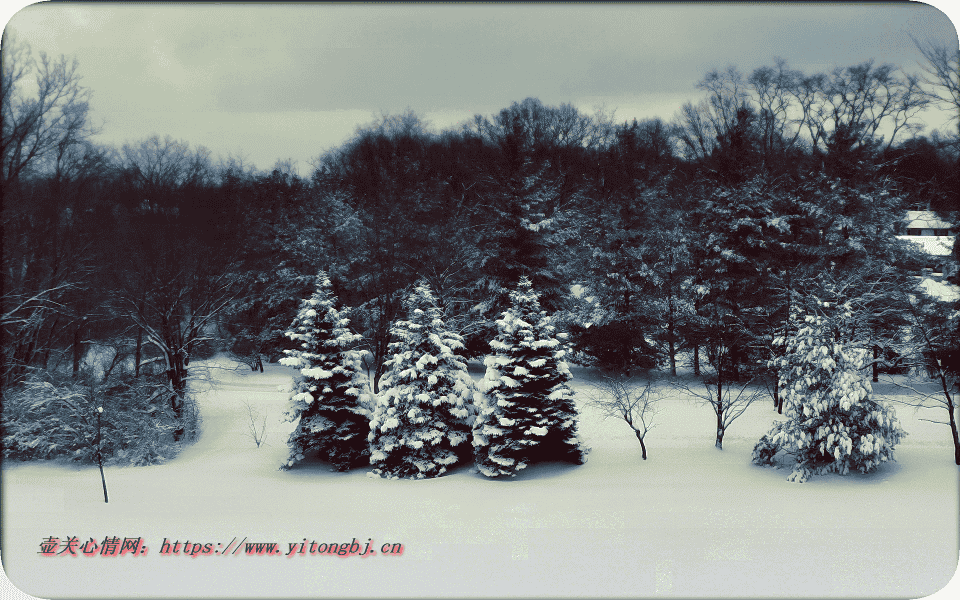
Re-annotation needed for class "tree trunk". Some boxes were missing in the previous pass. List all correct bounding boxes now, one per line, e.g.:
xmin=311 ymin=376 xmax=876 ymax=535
xmin=668 ymin=339 xmax=676 ymax=377
xmin=184 ymin=313 xmax=197 ymax=367
xmin=162 ymin=322 xmax=189 ymax=441
xmin=373 ymin=360 xmax=386 ymax=395
xmin=134 ymin=300 xmax=145 ymax=377
xmin=169 ymin=354 xmax=187 ymax=442
xmin=635 ymin=429 xmax=647 ymax=460
xmin=933 ymin=367 xmax=960 ymax=465
xmin=667 ymin=274 xmax=677 ymax=377
xmin=101 ymin=350 xmax=115 ymax=382
xmin=872 ymin=344 xmax=880 ymax=382
xmin=781 ymin=268 xmax=791 ymax=415
xmin=134 ymin=327 xmax=143 ymax=378
xmin=12 ymin=324 xmax=41 ymax=381
xmin=40 ymin=316 xmax=60 ymax=370
xmin=96 ymin=409 xmax=108 ymax=503
xmin=950 ymin=405 xmax=960 ymax=466
xmin=715 ymin=376 xmax=724 ymax=449
xmin=693 ymin=345 xmax=700 ymax=376
xmin=72 ymin=318 xmax=86 ymax=377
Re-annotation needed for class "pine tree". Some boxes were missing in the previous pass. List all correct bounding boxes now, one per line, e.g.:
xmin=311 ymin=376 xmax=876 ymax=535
xmin=570 ymin=181 xmax=669 ymax=374
xmin=752 ymin=300 xmax=906 ymax=482
xmin=473 ymin=277 xmax=586 ymax=477
xmin=280 ymin=272 xmax=370 ymax=471
xmin=368 ymin=281 xmax=476 ymax=479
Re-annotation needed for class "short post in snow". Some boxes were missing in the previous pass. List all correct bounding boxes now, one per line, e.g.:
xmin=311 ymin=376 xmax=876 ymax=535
xmin=96 ymin=406 xmax=109 ymax=503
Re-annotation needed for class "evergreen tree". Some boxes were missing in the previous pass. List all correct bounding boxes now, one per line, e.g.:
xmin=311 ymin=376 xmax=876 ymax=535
xmin=473 ymin=277 xmax=586 ymax=477
xmin=280 ymin=272 xmax=370 ymax=471
xmin=752 ymin=300 xmax=906 ymax=482
xmin=464 ymin=98 xmax=594 ymax=354
xmin=680 ymin=176 xmax=776 ymax=381
xmin=368 ymin=281 xmax=476 ymax=479
xmin=222 ymin=167 xmax=362 ymax=371
xmin=569 ymin=182 xmax=667 ymax=373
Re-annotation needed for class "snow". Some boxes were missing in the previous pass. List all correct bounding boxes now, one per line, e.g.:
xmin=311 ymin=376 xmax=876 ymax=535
xmin=299 ymin=367 xmax=333 ymax=380
xmin=918 ymin=278 xmax=960 ymax=302
xmin=2 ymin=355 xmax=958 ymax=599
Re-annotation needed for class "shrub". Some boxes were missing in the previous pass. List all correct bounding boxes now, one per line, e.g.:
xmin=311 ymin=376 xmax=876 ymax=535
xmin=2 ymin=372 xmax=181 ymax=466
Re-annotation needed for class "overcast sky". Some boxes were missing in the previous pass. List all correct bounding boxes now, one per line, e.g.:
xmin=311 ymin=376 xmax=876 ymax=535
xmin=3 ymin=2 xmax=958 ymax=174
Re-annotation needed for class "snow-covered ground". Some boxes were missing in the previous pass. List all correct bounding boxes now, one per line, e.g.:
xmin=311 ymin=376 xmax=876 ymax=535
xmin=2 ymin=355 xmax=958 ymax=599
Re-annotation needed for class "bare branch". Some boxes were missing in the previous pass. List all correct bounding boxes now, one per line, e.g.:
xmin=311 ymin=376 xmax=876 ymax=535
xmin=587 ymin=372 xmax=661 ymax=459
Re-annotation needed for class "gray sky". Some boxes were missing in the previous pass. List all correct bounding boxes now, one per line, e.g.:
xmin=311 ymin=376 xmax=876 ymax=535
xmin=3 ymin=2 xmax=959 ymax=174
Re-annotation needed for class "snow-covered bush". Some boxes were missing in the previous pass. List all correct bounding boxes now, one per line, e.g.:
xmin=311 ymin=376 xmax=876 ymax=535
xmin=2 ymin=372 xmax=179 ymax=465
xmin=368 ymin=281 xmax=476 ymax=479
xmin=280 ymin=272 xmax=371 ymax=471
xmin=473 ymin=277 xmax=586 ymax=477
xmin=752 ymin=302 xmax=906 ymax=482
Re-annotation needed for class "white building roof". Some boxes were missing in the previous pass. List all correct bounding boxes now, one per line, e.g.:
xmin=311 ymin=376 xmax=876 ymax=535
xmin=904 ymin=210 xmax=953 ymax=230
xmin=918 ymin=278 xmax=960 ymax=302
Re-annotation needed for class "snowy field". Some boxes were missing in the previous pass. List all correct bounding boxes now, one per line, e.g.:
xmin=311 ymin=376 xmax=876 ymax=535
xmin=2 ymin=355 xmax=958 ymax=599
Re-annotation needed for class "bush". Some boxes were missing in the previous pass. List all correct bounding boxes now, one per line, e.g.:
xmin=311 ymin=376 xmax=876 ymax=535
xmin=2 ymin=372 xmax=182 ymax=465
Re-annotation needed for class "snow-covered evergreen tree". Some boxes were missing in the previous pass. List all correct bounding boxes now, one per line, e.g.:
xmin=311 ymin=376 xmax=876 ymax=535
xmin=752 ymin=301 xmax=906 ymax=482
xmin=367 ymin=281 xmax=476 ymax=479
xmin=280 ymin=272 xmax=370 ymax=471
xmin=473 ymin=277 xmax=586 ymax=477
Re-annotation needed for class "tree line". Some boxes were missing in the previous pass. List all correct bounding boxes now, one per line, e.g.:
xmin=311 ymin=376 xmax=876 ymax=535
xmin=3 ymin=36 xmax=959 ymax=459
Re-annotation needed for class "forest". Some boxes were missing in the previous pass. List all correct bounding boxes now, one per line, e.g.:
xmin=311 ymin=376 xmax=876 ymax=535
xmin=3 ymin=35 xmax=960 ymax=469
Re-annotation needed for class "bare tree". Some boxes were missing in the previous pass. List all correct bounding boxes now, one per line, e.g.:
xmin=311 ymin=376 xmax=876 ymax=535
xmin=795 ymin=61 xmax=928 ymax=155
xmin=677 ymin=372 xmax=762 ymax=450
xmin=1 ymin=282 xmax=77 ymax=385
xmin=673 ymin=313 xmax=763 ymax=449
xmin=121 ymin=135 xmax=212 ymax=206
xmin=673 ymin=66 xmax=750 ymax=162
xmin=588 ymin=373 xmax=660 ymax=459
xmin=243 ymin=400 xmax=268 ymax=449
xmin=699 ymin=65 xmax=752 ymax=139
xmin=108 ymin=136 xmax=233 ymax=441
xmin=748 ymin=58 xmax=807 ymax=158
xmin=112 ymin=263 xmax=235 ymax=441
xmin=1 ymin=39 xmax=107 ymax=387
xmin=1 ymin=35 xmax=98 ymax=191
xmin=673 ymin=99 xmax=716 ymax=161
xmin=891 ymin=291 xmax=960 ymax=465
xmin=472 ymin=97 xmax=609 ymax=153
xmin=911 ymin=35 xmax=960 ymax=128
xmin=675 ymin=59 xmax=930 ymax=161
